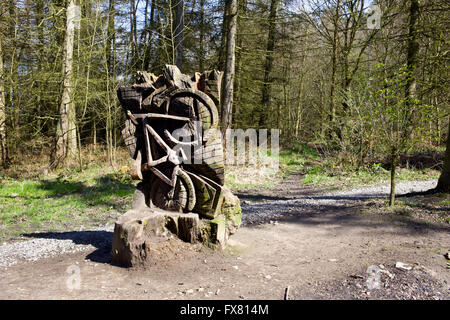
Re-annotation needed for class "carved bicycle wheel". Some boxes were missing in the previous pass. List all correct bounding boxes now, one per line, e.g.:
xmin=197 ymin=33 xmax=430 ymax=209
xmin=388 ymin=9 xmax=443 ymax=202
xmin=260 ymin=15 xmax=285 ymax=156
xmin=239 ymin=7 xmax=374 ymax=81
xmin=165 ymin=89 xmax=218 ymax=132
xmin=149 ymin=169 xmax=196 ymax=212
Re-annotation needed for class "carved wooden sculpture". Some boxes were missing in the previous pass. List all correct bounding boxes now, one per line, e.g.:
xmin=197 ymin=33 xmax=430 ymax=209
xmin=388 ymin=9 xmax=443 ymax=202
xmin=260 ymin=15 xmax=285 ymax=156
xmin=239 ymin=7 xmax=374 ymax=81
xmin=118 ymin=65 xmax=225 ymax=216
xmin=112 ymin=66 xmax=241 ymax=266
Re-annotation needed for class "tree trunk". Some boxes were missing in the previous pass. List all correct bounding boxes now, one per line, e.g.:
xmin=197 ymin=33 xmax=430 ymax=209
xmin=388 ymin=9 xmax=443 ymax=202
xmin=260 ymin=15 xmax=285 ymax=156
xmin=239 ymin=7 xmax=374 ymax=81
xmin=35 ymin=0 xmax=45 ymax=134
xmin=403 ymin=0 xmax=419 ymax=140
xmin=295 ymin=76 xmax=304 ymax=138
xmin=329 ymin=0 xmax=340 ymax=137
xmin=198 ymin=0 xmax=205 ymax=71
xmin=0 ymin=14 xmax=8 ymax=168
xmin=258 ymin=0 xmax=280 ymax=127
xmin=129 ymin=0 xmax=138 ymax=70
xmin=156 ymin=0 xmax=167 ymax=65
xmin=106 ymin=0 xmax=116 ymax=74
xmin=8 ymin=0 xmax=19 ymax=156
xmin=389 ymin=146 xmax=398 ymax=206
xmin=218 ymin=0 xmax=231 ymax=71
xmin=142 ymin=0 xmax=155 ymax=70
xmin=220 ymin=0 xmax=238 ymax=140
xmin=54 ymin=0 xmax=78 ymax=167
xmin=174 ymin=0 xmax=184 ymax=70
xmin=234 ymin=0 xmax=247 ymax=129
xmin=437 ymin=118 xmax=450 ymax=192
xmin=295 ymin=52 xmax=306 ymax=138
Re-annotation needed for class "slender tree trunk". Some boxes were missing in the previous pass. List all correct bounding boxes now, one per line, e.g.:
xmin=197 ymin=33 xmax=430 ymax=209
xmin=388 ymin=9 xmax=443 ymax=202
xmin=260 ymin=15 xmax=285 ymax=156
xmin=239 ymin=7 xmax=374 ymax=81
xmin=0 ymin=14 xmax=8 ymax=168
xmin=295 ymin=75 xmax=305 ymax=138
xmin=106 ymin=0 xmax=115 ymax=74
xmin=320 ymin=81 xmax=326 ymax=137
xmin=93 ymin=120 xmax=97 ymax=149
xmin=295 ymin=52 xmax=306 ymax=137
xmin=233 ymin=0 xmax=247 ymax=129
xmin=143 ymin=0 xmax=155 ymax=70
xmin=389 ymin=146 xmax=398 ymax=206
xmin=437 ymin=118 xmax=450 ymax=192
xmin=403 ymin=0 xmax=419 ymax=140
xmin=156 ymin=0 xmax=168 ymax=65
xmin=220 ymin=0 xmax=237 ymax=140
xmin=198 ymin=0 xmax=205 ymax=71
xmin=130 ymin=0 xmax=138 ymax=70
xmin=258 ymin=0 xmax=280 ymax=127
xmin=54 ymin=0 xmax=78 ymax=167
xmin=8 ymin=0 xmax=19 ymax=156
xmin=35 ymin=0 xmax=45 ymax=134
xmin=174 ymin=0 xmax=184 ymax=70
xmin=218 ymin=0 xmax=231 ymax=71
xmin=329 ymin=0 xmax=340 ymax=136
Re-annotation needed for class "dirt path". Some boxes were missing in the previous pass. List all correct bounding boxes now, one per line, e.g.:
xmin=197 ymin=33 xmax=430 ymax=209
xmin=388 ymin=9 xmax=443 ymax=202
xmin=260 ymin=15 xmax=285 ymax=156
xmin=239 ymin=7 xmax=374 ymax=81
xmin=0 ymin=175 xmax=449 ymax=300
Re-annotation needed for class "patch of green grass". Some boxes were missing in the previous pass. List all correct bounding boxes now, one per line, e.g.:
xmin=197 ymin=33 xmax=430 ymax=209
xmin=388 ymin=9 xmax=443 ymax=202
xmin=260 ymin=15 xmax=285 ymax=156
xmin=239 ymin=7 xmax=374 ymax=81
xmin=0 ymin=166 xmax=136 ymax=240
xmin=224 ymin=165 xmax=278 ymax=191
xmin=400 ymin=199 xmax=423 ymax=208
xmin=225 ymin=142 xmax=440 ymax=193
xmin=224 ymin=143 xmax=320 ymax=191
xmin=301 ymin=165 xmax=440 ymax=189
xmin=278 ymin=143 xmax=320 ymax=173
xmin=361 ymin=194 xmax=449 ymax=226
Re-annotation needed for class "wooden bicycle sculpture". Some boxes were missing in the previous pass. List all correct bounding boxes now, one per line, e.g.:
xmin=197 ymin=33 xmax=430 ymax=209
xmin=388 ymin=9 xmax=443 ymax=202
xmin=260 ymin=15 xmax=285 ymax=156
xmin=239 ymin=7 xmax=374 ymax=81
xmin=117 ymin=65 xmax=225 ymax=218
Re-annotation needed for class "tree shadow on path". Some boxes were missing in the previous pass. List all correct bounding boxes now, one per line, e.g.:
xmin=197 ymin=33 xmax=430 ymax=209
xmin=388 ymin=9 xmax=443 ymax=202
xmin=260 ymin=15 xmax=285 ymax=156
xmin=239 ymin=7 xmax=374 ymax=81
xmin=22 ymin=230 xmax=113 ymax=264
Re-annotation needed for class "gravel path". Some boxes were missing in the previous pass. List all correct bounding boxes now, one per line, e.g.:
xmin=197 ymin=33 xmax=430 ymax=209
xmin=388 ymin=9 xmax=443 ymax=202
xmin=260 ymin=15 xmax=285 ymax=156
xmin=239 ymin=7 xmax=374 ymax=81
xmin=241 ymin=180 xmax=438 ymax=225
xmin=0 ymin=225 xmax=114 ymax=268
xmin=0 ymin=180 xmax=438 ymax=268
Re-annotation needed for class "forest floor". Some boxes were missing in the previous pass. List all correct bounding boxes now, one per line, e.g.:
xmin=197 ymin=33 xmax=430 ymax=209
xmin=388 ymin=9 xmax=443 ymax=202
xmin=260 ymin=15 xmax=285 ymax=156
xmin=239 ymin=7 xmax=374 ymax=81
xmin=0 ymin=171 xmax=449 ymax=300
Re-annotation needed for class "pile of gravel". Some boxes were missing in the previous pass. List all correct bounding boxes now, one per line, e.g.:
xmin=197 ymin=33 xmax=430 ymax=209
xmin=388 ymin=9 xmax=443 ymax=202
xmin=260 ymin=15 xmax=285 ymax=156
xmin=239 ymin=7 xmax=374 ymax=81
xmin=0 ymin=225 xmax=114 ymax=268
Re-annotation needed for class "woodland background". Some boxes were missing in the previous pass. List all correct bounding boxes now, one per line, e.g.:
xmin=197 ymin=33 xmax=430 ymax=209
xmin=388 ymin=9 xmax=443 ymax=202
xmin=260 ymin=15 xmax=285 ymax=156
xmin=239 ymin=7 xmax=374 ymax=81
xmin=0 ymin=0 xmax=448 ymax=193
